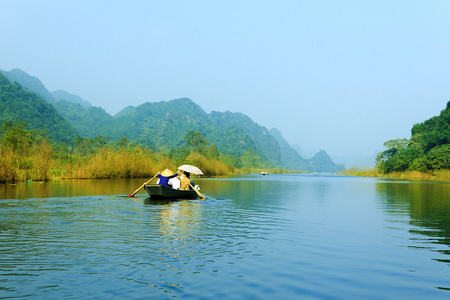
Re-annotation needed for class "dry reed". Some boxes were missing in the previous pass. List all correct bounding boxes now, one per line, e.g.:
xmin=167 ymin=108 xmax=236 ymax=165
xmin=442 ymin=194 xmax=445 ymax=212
xmin=60 ymin=147 xmax=169 ymax=179
xmin=0 ymin=145 xmax=20 ymax=182
xmin=185 ymin=153 xmax=232 ymax=176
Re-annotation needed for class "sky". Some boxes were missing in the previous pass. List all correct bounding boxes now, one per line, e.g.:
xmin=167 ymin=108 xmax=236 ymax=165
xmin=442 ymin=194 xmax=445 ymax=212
xmin=1 ymin=0 xmax=450 ymax=165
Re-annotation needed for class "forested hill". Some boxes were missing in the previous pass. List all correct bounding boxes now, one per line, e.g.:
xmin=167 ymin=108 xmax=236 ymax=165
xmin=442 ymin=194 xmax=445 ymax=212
xmin=376 ymin=100 xmax=450 ymax=173
xmin=53 ymin=98 xmax=285 ymax=167
xmin=0 ymin=73 xmax=79 ymax=144
xmin=0 ymin=68 xmax=342 ymax=172
xmin=270 ymin=128 xmax=343 ymax=172
xmin=0 ymin=68 xmax=92 ymax=107
xmin=269 ymin=128 xmax=307 ymax=170
xmin=52 ymin=90 xmax=92 ymax=108
xmin=208 ymin=111 xmax=281 ymax=165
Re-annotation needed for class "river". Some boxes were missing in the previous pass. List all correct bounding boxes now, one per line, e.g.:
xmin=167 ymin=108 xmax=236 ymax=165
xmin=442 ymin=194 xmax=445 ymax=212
xmin=1 ymin=175 xmax=449 ymax=299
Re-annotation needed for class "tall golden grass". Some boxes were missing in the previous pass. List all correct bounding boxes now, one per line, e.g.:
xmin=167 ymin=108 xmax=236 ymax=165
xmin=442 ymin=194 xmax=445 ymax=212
xmin=0 ymin=145 xmax=20 ymax=182
xmin=340 ymin=167 xmax=450 ymax=182
xmin=0 ymin=142 xmax=239 ymax=182
xmin=3 ymin=141 xmax=450 ymax=183
xmin=59 ymin=147 xmax=170 ymax=179
xmin=383 ymin=170 xmax=450 ymax=182
xmin=185 ymin=153 xmax=232 ymax=176
xmin=32 ymin=140 xmax=53 ymax=181
xmin=339 ymin=167 xmax=381 ymax=178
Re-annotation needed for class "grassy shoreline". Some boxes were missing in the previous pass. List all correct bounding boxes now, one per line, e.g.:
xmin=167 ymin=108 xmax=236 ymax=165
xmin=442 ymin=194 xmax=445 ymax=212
xmin=339 ymin=167 xmax=450 ymax=182
xmin=2 ymin=143 xmax=450 ymax=183
xmin=1 ymin=144 xmax=300 ymax=183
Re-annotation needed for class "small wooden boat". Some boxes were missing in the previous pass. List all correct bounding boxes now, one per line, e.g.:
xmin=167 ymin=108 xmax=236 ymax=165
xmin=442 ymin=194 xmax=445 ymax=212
xmin=144 ymin=184 xmax=199 ymax=200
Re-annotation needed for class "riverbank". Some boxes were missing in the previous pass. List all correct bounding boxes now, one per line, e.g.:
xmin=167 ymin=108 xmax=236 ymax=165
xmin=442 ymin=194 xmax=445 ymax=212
xmin=340 ymin=167 xmax=450 ymax=182
xmin=0 ymin=145 xmax=232 ymax=183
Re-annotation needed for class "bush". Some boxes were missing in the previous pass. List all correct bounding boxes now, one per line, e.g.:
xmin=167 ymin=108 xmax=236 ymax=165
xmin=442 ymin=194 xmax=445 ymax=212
xmin=426 ymin=144 xmax=450 ymax=170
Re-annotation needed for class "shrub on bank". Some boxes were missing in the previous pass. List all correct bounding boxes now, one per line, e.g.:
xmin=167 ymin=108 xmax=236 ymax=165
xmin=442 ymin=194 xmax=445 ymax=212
xmin=0 ymin=146 xmax=20 ymax=182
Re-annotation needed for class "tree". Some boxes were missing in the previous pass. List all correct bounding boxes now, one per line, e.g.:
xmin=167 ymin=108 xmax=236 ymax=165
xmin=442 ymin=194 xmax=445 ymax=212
xmin=117 ymin=136 xmax=129 ymax=149
xmin=184 ymin=131 xmax=207 ymax=155
xmin=0 ymin=120 xmax=36 ymax=156
xmin=241 ymin=148 xmax=261 ymax=168
xmin=207 ymin=143 xmax=220 ymax=160
xmin=426 ymin=144 xmax=450 ymax=170
xmin=221 ymin=154 xmax=242 ymax=168
xmin=376 ymin=138 xmax=410 ymax=173
xmin=169 ymin=145 xmax=191 ymax=166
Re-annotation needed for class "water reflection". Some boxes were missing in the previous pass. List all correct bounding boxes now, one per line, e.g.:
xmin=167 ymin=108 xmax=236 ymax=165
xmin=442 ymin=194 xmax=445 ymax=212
xmin=377 ymin=181 xmax=450 ymax=261
xmin=2 ymin=176 xmax=450 ymax=298
xmin=0 ymin=178 xmax=159 ymax=199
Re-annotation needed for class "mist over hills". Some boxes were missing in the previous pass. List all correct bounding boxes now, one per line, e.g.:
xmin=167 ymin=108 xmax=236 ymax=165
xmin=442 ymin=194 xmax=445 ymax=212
xmin=52 ymin=90 xmax=92 ymax=108
xmin=0 ymin=68 xmax=56 ymax=103
xmin=0 ymin=68 xmax=94 ymax=108
xmin=0 ymin=68 xmax=343 ymax=172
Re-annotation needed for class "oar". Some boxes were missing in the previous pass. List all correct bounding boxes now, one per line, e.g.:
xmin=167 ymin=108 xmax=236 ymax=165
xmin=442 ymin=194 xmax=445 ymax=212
xmin=189 ymin=183 xmax=205 ymax=200
xmin=128 ymin=174 xmax=158 ymax=197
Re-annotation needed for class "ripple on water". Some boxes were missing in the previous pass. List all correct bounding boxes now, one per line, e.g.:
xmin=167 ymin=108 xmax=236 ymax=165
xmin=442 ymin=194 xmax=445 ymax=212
xmin=2 ymin=178 xmax=450 ymax=299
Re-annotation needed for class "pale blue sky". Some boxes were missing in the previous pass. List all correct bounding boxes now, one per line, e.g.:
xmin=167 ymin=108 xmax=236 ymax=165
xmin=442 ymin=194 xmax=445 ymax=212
xmin=1 ymin=0 xmax=449 ymax=164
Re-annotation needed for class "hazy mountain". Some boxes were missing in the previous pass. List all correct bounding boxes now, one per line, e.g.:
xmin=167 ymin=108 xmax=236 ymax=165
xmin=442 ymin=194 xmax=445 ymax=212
xmin=269 ymin=128 xmax=308 ymax=170
xmin=291 ymin=144 xmax=316 ymax=159
xmin=0 ymin=69 xmax=92 ymax=109
xmin=308 ymin=150 xmax=344 ymax=173
xmin=0 ymin=73 xmax=79 ymax=144
xmin=52 ymin=100 xmax=113 ymax=139
xmin=331 ymin=154 xmax=376 ymax=168
xmin=51 ymin=90 xmax=92 ymax=108
xmin=114 ymin=105 xmax=136 ymax=118
xmin=1 ymin=68 xmax=342 ymax=171
xmin=207 ymin=124 xmax=259 ymax=157
xmin=208 ymin=111 xmax=281 ymax=165
xmin=53 ymin=96 xmax=342 ymax=171
xmin=113 ymin=98 xmax=214 ymax=148
xmin=0 ymin=68 xmax=55 ymax=103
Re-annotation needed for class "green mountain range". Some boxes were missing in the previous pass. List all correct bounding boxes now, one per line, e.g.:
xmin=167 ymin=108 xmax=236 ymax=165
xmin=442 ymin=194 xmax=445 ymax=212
xmin=0 ymin=68 xmax=342 ymax=173
xmin=51 ymin=90 xmax=92 ymax=108
xmin=0 ymin=73 xmax=79 ymax=144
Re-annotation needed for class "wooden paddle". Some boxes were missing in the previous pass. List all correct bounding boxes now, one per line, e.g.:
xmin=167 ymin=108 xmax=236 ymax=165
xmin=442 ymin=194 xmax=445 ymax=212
xmin=128 ymin=174 xmax=158 ymax=197
xmin=190 ymin=183 xmax=205 ymax=200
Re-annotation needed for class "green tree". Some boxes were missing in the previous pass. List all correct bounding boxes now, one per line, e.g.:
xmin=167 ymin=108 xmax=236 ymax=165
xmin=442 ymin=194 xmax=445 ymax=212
xmin=73 ymin=135 xmax=111 ymax=156
xmin=376 ymin=138 xmax=410 ymax=173
xmin=207 ymin=143 xmax=220 ymax=160
xmin=221 ymin=154 xmax=242 ymax=168
xmin=184 ymin=130 xmax=208 ymax=155
xmin=169 ymin=144 xmax=191 ymax=166
xmin=241 ymin=148 xmax=261 ymax=168
xmin=426 ymin=144 xmax=450 ymax=170
xmin=117 ymin=136 xmax=129 ymax=149
xmin=0 ymin=120 xmax=36 ymax=156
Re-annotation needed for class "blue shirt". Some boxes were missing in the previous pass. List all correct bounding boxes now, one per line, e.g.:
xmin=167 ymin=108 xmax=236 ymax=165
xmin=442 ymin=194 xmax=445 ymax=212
xmin=157 ymin=173 xmax=178 ymax=187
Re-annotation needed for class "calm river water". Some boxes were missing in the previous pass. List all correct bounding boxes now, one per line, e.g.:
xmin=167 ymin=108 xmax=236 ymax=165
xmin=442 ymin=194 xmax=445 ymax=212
xmin=1 ymin=175 xmax=450 ymax=299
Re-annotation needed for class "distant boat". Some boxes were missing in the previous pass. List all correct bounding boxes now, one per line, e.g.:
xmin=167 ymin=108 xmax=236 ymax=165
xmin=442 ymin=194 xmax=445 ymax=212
xmin=261 ymin=171 xmax=267 ymax=175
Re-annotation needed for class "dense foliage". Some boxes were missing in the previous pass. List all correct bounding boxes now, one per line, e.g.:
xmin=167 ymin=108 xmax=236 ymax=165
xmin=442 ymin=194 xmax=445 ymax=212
xmin=0 ymin=122 xmax=232 ymax=182
xmin=0 ymin=68 xmax=343 ymax=176
xmin=52 ymin=98 xmax=280 ymax=168
xmin=376 ymin=101 xmax=450 ymax=174
xmin=0 ymin=73 xmax=79 ymax=144
xmin=0 ymin=68 xmax=55 ymax=103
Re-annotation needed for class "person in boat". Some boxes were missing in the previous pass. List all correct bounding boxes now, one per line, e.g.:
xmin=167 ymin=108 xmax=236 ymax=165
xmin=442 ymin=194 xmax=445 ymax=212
xmin=168 ymin=176 xmax=181 ymax=190
xmin=179 ymin=173 xmax=190 ymax=190
xmin=157 ymin=169 xmax=178 ymax=187
xmin=180 ymin=171 xmax=195 ymax=190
